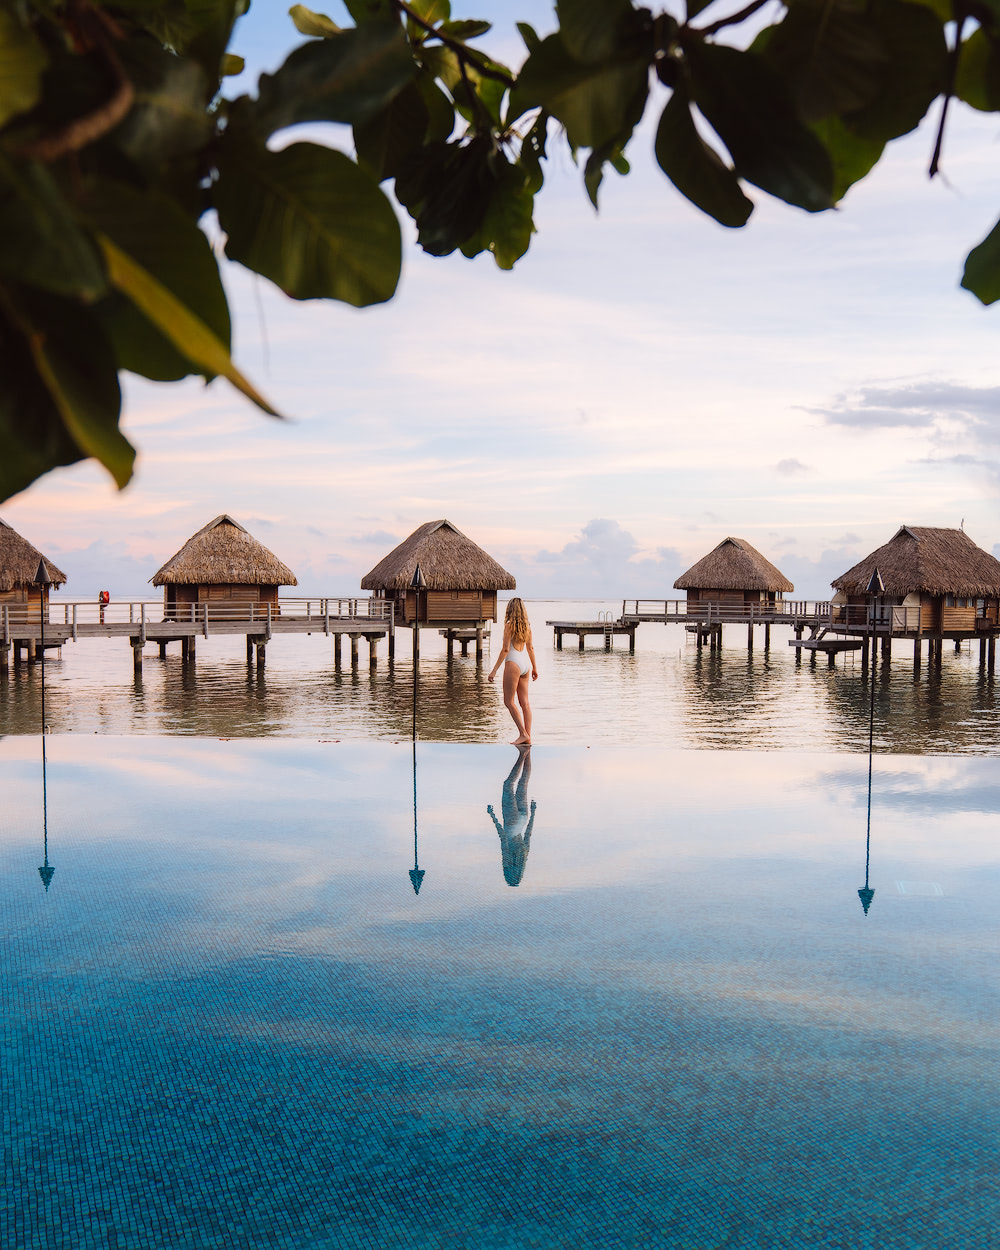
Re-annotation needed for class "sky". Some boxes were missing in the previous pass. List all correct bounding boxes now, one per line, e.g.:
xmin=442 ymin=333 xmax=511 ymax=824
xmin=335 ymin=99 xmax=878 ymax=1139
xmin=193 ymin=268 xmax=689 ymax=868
xmin=6 ymin=0 xmax=1000 ymax=600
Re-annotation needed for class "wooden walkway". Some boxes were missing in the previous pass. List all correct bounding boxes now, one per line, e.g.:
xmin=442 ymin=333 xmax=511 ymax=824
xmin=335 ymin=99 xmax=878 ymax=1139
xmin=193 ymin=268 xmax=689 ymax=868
xmin=1 ymin=598 xmax=396 ymax=673
xmin=546 ymin=619 xmax=637 ymax=652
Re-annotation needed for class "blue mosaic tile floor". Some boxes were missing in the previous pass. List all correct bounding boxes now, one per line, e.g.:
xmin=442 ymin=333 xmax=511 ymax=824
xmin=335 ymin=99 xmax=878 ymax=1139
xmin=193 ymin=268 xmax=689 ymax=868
xmin=2 ymin=738 xmax=998 ymax=1248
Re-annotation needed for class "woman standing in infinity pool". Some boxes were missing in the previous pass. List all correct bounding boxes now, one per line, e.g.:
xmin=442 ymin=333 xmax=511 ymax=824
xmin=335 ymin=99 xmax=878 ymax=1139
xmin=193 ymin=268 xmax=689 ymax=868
xmin=488 ymin=597 xmax=538 ymax=745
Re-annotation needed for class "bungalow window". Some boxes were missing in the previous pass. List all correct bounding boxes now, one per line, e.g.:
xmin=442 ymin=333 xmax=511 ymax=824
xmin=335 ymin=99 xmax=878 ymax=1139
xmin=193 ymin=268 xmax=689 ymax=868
xmin=945 ymin=594 xmax=955 ymax=607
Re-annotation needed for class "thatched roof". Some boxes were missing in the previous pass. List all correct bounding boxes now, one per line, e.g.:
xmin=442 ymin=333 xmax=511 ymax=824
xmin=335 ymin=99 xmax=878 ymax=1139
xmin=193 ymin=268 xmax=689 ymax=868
xmin=832 ymin=526 xmax=1000 ymax=597
xmin=360 ymin=519 xmax=516 ymax=591
xmin=674 ymin=537 xmax=793 ymax=592
xmin=151 ymin=515 xmax=297 ymax=586
xmin=0 ymin=517 xmax=67 ymax=591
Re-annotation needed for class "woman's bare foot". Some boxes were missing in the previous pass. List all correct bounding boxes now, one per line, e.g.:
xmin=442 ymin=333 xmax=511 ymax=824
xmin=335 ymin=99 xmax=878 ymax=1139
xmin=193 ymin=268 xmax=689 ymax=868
xmin=512 ymin=735 xmax=531 ymax=746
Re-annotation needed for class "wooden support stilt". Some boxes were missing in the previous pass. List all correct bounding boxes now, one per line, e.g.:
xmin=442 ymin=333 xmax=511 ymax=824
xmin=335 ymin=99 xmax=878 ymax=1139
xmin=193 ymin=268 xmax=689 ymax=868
xmin=913 ymin=640 xmax=921 ymax=676
xmin=446 ymin=631 xmax=454 ymax=659
xmin=881 ymin=633 xmax=891 ymax=659
xmin=132 ymin=640 xmax=143 ymax=675
xmin=247 ymin=635 xmax=254 ymax=664
xmin=988 ymin=634 xmax=996 ymax=674
xmin=556 ymin=629 xmax=563 ymax=651
xmin=764 ymin=623 xmax=770 ymax=651
xmin=256 ymin=640 xmax=266 ymax=670
xmin=747 ymin=623 xmax=753 ymax=651
xmin=955 ymin=639 xmax=962 ymax=652
xmin=388 ymin=627 xmax=395 ymax=661
xmin=0 ymin=640 xmax=7 ymax=673
xmin=578 ymin=633 xmax=585 ymax=651
xmin=980 ymin=635 xmax=987 ymax=667
xmin=369 ymin=636 xmax=377 ymax=667
xmin=26 ymin=637 xmax=37 ymax=662
xmin=351 ymin=634 xmax=359 ymax=668
xmin=334 ymin=634 xmax=342 ymax=667
xmin=629 ymin=627 xmax=635 ymax=655
xmin=183 ymin=634 xmax=196 ymax=661
xmin=476 ymin=624 xmax=483 ymax=662
xmin=159 ymin=641 xmax=167 ymax=659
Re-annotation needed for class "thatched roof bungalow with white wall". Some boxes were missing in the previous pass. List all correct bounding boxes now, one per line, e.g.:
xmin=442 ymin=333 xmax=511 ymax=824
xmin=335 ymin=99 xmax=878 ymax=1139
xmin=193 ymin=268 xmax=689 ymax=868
xmin=832 ymin=525 xmax=1000 ymax=636
xmin=151 ymin=515 xmax=297 ymax=618
xmin=674 ymin=537 xmax=793 ymax=608
xmin=361 ymin=520 xmax=515 ymax=627
xmin=0 ymin=518 xmax=66 ymax=619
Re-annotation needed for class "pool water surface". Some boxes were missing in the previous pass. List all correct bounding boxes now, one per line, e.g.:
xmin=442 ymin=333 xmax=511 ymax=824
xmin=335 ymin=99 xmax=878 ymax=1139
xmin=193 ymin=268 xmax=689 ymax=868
xmin=3 ymin=737 xmax=997 ymax=1248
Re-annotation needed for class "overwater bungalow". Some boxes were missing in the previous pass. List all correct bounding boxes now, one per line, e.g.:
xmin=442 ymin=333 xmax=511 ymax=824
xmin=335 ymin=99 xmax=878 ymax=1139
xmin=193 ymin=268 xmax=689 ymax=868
xmin=674 ymin=537 xmax=793 ymax=609
xmin=151 ymin=515 xmax=297 ymax=618
xmin=0 ymin=517 xmax=66 ymax=620
xmin=361 ymin=519 xmax=515 ymax=632
xmin=831 ymin=525 xmax=1000 ymax=642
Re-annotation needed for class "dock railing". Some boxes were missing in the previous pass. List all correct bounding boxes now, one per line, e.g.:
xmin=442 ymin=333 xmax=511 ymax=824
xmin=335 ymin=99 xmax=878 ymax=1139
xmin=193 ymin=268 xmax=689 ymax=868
xmin=1 ymin=596 xmax=394 ymax=632
xmin=620 ymin=600 xmax=923 ymax=632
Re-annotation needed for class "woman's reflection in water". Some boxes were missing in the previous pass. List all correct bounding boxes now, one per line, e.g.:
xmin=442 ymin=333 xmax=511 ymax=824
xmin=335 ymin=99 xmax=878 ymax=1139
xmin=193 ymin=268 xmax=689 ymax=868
xmin=487 ymin=747 xmax=536 ymax=887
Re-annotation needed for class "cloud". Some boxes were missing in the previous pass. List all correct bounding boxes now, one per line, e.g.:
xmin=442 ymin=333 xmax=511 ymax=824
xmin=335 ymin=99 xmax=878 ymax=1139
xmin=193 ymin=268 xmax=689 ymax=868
xmin=352 ymin=530 xmax=400 ymax=546
xmin=524 ymin=519 xmax=683 ymax=597
xmin=776 ymin=458 xmax=811 ymax=475
xmin=806 ymin=380 xmax=1000 ymax=433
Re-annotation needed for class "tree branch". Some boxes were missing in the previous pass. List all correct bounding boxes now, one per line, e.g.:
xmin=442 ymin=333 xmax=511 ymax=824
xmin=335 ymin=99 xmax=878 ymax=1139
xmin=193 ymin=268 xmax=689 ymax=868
xmin=696 ymin=0 xmax=771 ymax=38
xmin=393 ymin=0 xmax=514 ymax=87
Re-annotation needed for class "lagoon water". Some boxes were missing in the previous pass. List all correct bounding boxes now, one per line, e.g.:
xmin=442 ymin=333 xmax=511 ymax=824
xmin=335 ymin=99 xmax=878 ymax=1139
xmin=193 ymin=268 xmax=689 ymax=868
xmin=3 ymin=599 xmax=998 ymax=1247
xmin=1 ymin=599 xmax=998 ymax=752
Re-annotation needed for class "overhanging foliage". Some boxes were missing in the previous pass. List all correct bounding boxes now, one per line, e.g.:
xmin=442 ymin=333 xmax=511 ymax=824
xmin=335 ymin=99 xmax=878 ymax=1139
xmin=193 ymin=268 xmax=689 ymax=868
xmin=0 ymin=0 xmax=993 ymax=501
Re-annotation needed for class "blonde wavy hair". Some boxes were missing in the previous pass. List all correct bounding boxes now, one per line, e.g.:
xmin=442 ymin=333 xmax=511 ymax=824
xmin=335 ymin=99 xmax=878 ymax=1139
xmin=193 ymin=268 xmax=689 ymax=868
xmin=505 ymin=597 xmax=530 ymax=646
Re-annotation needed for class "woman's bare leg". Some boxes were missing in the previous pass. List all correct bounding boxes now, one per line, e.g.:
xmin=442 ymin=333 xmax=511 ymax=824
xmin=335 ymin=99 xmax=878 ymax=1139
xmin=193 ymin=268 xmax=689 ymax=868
xmin=503 ymin=662 xmax=527 ymax=742
xmin=516 ymin=672 xmax=532 ymax=744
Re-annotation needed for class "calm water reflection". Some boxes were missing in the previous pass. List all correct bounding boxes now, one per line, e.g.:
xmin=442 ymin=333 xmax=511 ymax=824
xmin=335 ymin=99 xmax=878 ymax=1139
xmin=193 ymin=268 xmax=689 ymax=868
xmin=4 ymin=737 xmax=997 ymax=1249
xmin=1 ymin=600 xmax=997 ymax=752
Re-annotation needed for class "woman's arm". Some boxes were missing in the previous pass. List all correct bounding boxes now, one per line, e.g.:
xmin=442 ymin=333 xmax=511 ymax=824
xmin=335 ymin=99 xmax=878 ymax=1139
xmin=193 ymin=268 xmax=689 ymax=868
xmin=526 ymin=629 xmax=538 ymax=680
xmin=488 ymin=623 xmax=511 ymax=680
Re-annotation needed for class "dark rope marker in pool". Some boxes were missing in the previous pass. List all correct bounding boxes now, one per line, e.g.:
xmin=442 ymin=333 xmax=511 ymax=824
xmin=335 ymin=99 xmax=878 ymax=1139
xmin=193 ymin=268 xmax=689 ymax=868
xmin=34 ymin=557 xmax=55 ymax=892
xmin=409 ymin=563 xmax=426 ymax=894
xmin=859 ymin=566 xmax=884 ymax=916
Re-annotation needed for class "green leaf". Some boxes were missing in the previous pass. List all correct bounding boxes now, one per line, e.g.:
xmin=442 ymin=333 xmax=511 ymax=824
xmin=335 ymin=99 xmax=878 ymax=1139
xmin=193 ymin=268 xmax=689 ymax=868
xmin=962 ymin=216 xmax=1000 ymax=304
xmin=811 ymin=113 xmax=885 ymax=200
xmin=245 ymin=22 xmax=415 ymax=135
xmin=81 ymin=179 xmax=231 ymax=382
xmin=517 ymin=22 xmax=542 ymax=54
xmin=215 ymin=137 xmax=401 ymax=306
xmin=519 ymin=111 xmax=548 ymax=195
xmin=654 ymin=89 xmax=753 ymax=227
xmin=0 ymin=287 xmax=132 ymax=492
xmin=956 ymin=28 xmax=1000 ymax=112
xmin=394 ymin=138 xmax=492 ymax=256
xmin=408 ymin=0 xmax=450 ymax=23
xmin=684 ymin=42 xmax=834 ymax=212
xmin=752 ymin=0 xmax=889 ymax=123
xmin=839 ymin=0 xmax=946 ymax=143
xmin=111 ymin=38 xmax=213 ymax=179
xmin=439 ymin=19 xmax=492 ymax=40
xmin=97 ymin=233 xmax=278 ymax=414
xmin=0 ymin=4 xmax=48 ymax=128
xmin=354 ymin=79 xmax=431 ymax=180
xmin=342 ymin=0 xmax=397 ymax=23
xmin=0 ymin=300 xmax=115 ymax=501
xmin=0 ymin=156 xmax=106 ymax=300
xmin=289 ymin=5 xmax=342 ymax=37
xmin=514 ymin=32 xmax=650 ymax=150
xmin=556 ymin=0 xmax=637 ymax=63
xmin=419 ymin=44 xmax=510 ymax=128
xmin=459 ymin=154 xmax=535 ymax=268
xmin=221 ymin=53 xmax=245 ymax=76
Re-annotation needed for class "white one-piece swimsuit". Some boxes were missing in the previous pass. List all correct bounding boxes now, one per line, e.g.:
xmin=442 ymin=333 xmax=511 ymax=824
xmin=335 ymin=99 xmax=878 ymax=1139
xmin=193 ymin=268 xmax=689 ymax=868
xmin=506 ymin=645 xmax=530 ymax=676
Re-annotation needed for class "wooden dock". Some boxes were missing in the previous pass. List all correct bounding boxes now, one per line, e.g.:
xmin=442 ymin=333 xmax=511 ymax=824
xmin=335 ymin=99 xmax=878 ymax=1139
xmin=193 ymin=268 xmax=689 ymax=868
xmin=546 ymin=619 xmax=637 ymax=652
xmin=0 ymin=597 xmax=396 ymax=674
